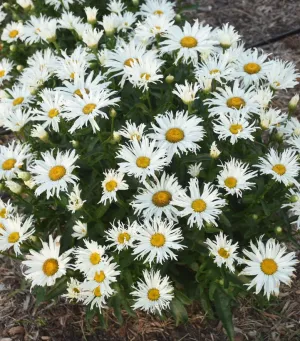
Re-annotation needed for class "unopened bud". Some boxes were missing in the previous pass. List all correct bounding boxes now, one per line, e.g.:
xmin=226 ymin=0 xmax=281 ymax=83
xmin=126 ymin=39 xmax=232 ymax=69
xmin=132 ymin=0 xmax=139 ymax=5
xmin=290 ymin=194 xmax=299 ymax=203
xmin=210 ymin=141 xmax=221 ymax=159
xmin=113 ymin=131 xmax=121 ymax=143
xmin=110 ymin=108 xmax=117 ymax=118
xmin=175 ymin=14 xmax=181 ymax=23
xmin=10 ymin=45 xmax=17 ymax=52
xmin=17 ymin=65 xmax=24 ymax=72
xmin=30 ymin=235 xmax=38 ymax=242
xmin=252 ymin=214 xmax=258 ymax=220
xmin=5 ymin=181 xmax=22 ymax=194
xmin=165 ymin=74 xmax=174 ymax=84
xmin=219 ymin=279 xmax=224 ymax=285
xmin=3 ymin=2 xmax=9 ymax=9
xmin=275 ymin=226 xmax=282 ymax=234
xmin=275 ymin=131 xmax=283 ymax=143
xmin=71 ymin=140 xmax=79 ymax=148
xmin=18 ymin=171 xmax=31 ymax=181
xmin=288 ymin=94 xmax=299 ymax=113
xmin=24 ymin=179 xmax=35 ymax=189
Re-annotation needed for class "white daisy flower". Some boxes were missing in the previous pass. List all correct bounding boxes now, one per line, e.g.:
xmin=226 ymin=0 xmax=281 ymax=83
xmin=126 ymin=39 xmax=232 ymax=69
xmin=84 ymin=6 xmax=98 ymax=25
xmin=22 ymin=15 xmax=52 ymax=45
xmin=212 ymin=23 xmax=240 ymax=49
xmin=27 ymin=48 xmax=57 ymax=74
xmin=33 ymin=90 xmax=67 ymax=132
xmin=213 ymin=111 xmax=257 ymax=144
xmin=100 ymin=13 xmax=120 ymax=35
xmin=148 ymin=110 xmax=204 ymax=159
xmin=256 ymin=148 xmax=300 ymax=187
xmin=38 ymin=18 xmax=57 ymax=43
xmin=22 ymin=235 xmax=73 ymax=288
xmin=31 ymin=125 xmax=49 ymax=142
xmin=253 ymin=87 xmax=274 ymax=110
xmin=282 ymin=189 xmax=300 ymax=229
xmin=80 ymin=284 xmax=113 ymax=311
xmin=0 ymin=59 xmax=14 ymax=85
xmin=240 ymin=237 xmax=298 ymax=299
xmin=287 ymin=136 xmax=300 ymax=153
xmin=5 ymin=180 xmax=23 ymax=194
xmin=132 ymin=218 xmax=185 ymax=264
xmin=59 ymin=12 xmax=83 ymax=30
xmin=72 ymin=220 xmax=87 ymax=239
xmin=2 ymin=84 xmax=34 ymax=110
xmin=0 ymin=5 xmax=7 ymax=24
xmin=187 ymin=163 xmax=203 ymax=177
xmin=107 ymin=0 xmax=126 ymax=14
xmin=82 ymin=27 xmax=103 ymax=49
xmin=0 ymin=215 xmax=35 ymax=255
xmin=117 ymin=11 xmax=137 ymax=32
xmin=99 ymin=169 xmax=128 ymax=205
xmin=1 ymin=21 xmax=24 ymax=43
xmin=74 ymin=239 xmax=108 ymax=276
xmin=139 ymin=0 xmax=176 ymax=19
xmin=205 ymin=80 xmax=260 ymax=118
xmin=131 ymin=172 xmax=186 ymax=222
xmin=2 ymin=108 xmax=33 ymax=132
xmin=0 ymin=198 xmax=16 ymax=220
xmin=259 ymin=108 xmax=286 ymax=131
xmin=160 ymin=20 xmax=216 ymax=65
xmin=131 ymin=269 xmax=174 ymax=314
xmin=233 ymin=48 xmax=271 ymax=86
xmin=67 ymin=184 xmax=86 ymax=213
xmin=0 ymin=141 xmax=31 ymax=180
xmin=63 ymin=278 xmax=82 ymax=301
xmin=118 ymin=120 xmax=146 ymax=141
xmin=45 ymin=0 xmax=84 ymax=10
xmin=173 ymin=179 xmax=226 ymax=229
xmin=30 ymin=149 xmax=79 ymax=199
xmin=217 ymin=158 xmax=257 ymax=197
xmin=105 ymin=219 xmax=139 ymax=252
xmin=279 ymin=117 xmax=300 ymax=138
xmin=205 ymin=232 xmax=239 ymax=272
xmin=210 ymin=141 xmax=221 ymax=159
xmin=117 ymin=137 xmax=169 ymax=180
xmin=63 ymin=89 xmax=120 ymax=134
xmin=172 ymin=81 xmax=200 ymax=105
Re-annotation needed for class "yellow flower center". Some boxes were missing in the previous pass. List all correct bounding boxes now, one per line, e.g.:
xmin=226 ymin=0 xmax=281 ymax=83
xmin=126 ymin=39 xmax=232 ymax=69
xmin=191 ymin=199 xmax=207 ymax=212
xmin=0 ymin=70 xmax=5 ymax=78
xmin=9 ymin=30 xmax=19 ymax=38
xmin=150 ymin=233 xmax=166 ymax=247
xmin=272 ymin=164 xmax=286 ymax=176
xmin=273 ymin=81 xmax=280 ymax=87
xmin=2 ymin=158 xmax=16 ymax=170
xmin=140 ymin=73 xmax=151 ymax=80
xmin=224 ymin=176 xmax=237 ymax=188
xmin=8 ymin=232 xmax=20 ymax=243
xmin=229 ymin=124 xmax=243 ymax=134
xmin=260 ymin=258 xmax=278 ymax=275
xmin=244 ymin=62 xmax=261 ymax=74
xmin=42 ymin=258 xmax=59 ymax=276
xmin=130 ymin=133 xmax=141 ymax=141
xmin=48 ymin=108 xmax=59 ymax=118
xmin=180 ymin=36 xmax=198 ymax=48
xmin=218 ymin=247 xmax=230 ymax=258
xmin=209 ymin=69 xmax=220 ymax=74
xmin=165 ymin=128 xmax=185 ymax=143
xmin=82 ymin=103 xmax=96 ymax=115
xmin=117 ymin=232 xmax=131 ymax=244
xmin=0 ymin=208 xmax=7 ymax=218
xmin=136 ymin=156 xmax=150 ymax=168
xmin=0 ymin=223 xmax=5 ymax=235
xmin=48 ymin=165 xmax=66 ymax=181
xmin=70 ymin=72 xmax=75 ymax=79
xmin=93 ymin=286 xmax=102 ymax=297
xmin=89 ymin=252 xmax=101 ymax=265
xmin=153 ymin=9 xmax=164 ymax=15
xmin=13 ymin=97 xmax=24 ymax=106
xmin=105 ymin=180 xmax=118 ymax=192
xmin=74 ymin=88 xmax=90 ymax=98
xmin=152 ymin=191 xmax=172 ymax=207
xmin=124 ymin=58 xmax=138 ymax=67
xmin=94 ymin=270 xmax=106 ymax=283
xmin=227 ymin=97 xmax=245 ymax=109
xmin=73 ymin=287 xmax=80 ymax=293
xmin=148 ymin=288 xmax=160 ymax=301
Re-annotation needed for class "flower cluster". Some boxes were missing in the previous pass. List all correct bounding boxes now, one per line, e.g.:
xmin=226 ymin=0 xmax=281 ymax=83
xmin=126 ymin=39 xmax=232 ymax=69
xmin=0 ymin=0 xmax=299 ymax=332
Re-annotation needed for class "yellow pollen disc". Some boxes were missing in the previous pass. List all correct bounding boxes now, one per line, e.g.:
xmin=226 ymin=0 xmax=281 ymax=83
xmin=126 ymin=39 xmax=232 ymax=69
xmin=155 ymin=25 xmax=161 ymax=30
xmin=0 ymin=223 xmax=5 ymax=235
xmin=74 ymin=88 xmax=90 ymax=98
xmin=48 ymin=165 xmax=66 ymax=181
xmin=43 ymin=258 xmax=59 ymax=276
xmin=94 ymin=286 xmax=102 ymax=297
xmin=130 ymin=133 xmax=141 ymax=141
xmin=218 ymin=247 xmax=230 ymax=259
xmin=273 ymin=81 xmax=280 ymax=87
xmin=0 ymin=70 xmax=5 ymax=77
xmin=244 ymin=62 xmax=261 ymax=74
xmin=140 ymin=73 xmax=151 ymax=80
xmin=227 ymin=97 xmax=245 ymax=109
xmin=90 ymin=252 xmax=101 ymax=265
xmin=105 ymin=180 xmax=118 ymax=192
xmin=117 ymin=232 xmax=131 ymax=244
xmin=224 ymin=176 xmax=237 ymax=188
xmin=8 ymin=232 xmax=20 ymax=243
xmin=209 ymin=69 xmax=220 ymax=74
xmin=82 ymin=103 xmax=96 ymax=115
xmin=152 ymin=191 xmax=172 ymax=207
xmin=9 ymin=30 xmax=19 ymax=38
xmin=0 ymin=208 xmax=7 ymax=218
xmin=13 ymin=97 xmax=24 ymax=106
xmin=2 ymin=158 xmax=16 ymax=170
xmin=191 ymin=199 xmax=207 ymax=213
xmin=150 ymin=233 xmax=166 ymax=247
xmin=70 ymin=72 xmax=75 ymax=79
xmin=136 ymin=156 xmax=150 ymax=168
xmin=124 ymin=58 xmax=138 ymax=67
xmin=260 ymin=258 xmax=278 ymax=275
xmin=48 ymin=108 xmax=59 ymax=118
xmin=153 ymin=9 xmax=164 ymax=15
xmin=165 ymin=128 xmax=185 ymax=143
xmin=148 ymin=288 xmax=160 ymax=301
xmin=73 ymin=288 xmax=80 ymax=293
xmin=180 ymin=36 xmax=198 ymax=48
xmin=229 ymin=124 xmax=243 ymax=134
xmin=94 ymin=271 xmax=106 ymax=283
xmin=272 ymin=163 xmax=286 ymax=176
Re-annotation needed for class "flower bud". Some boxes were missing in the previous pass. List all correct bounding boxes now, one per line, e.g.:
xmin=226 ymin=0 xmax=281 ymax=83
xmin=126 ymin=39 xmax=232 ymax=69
xmin=210 ymin=141 xmax=221 ymax=159
xmin=113 ymin=131 xmax=121 ymax=143
xmin=290 ymin=194 xmax=299 ymax=203
xmin=10 ymin=45 xmax=17 ymax=52
xmin=252 ymin=214 xmax=258 ymax=220
xmin=31 ymin=125 xmax=49 ymax=142
xmin=132 ymin=0 xmax=139 ymax=5
xmin=3 ymin=2 xmax=9 ymax=9
xmin=165 ymin=74 xmax=174 ymax=84
xmin=288 ymin=94 xmax=299 ymax=113
xmin=175 ymin=14 xmax=181 ymax=23
xmin=110 ymin=108 xmax=117 ymax=118
xmin=274 ymin=131 xmax=283 ymax=143
xmin=84 ymin=6 xmax=98 ymax=25
xmin=71 ymin=140 xmax=79 ymax=148
xmin=24 ymin=179 xmax=35 ymax=189
xmin=5 ymin=180 xmax=22 ymax=194
xmin=17 ymin=65 xmax=24 ymax=72
xmin=30 ymin=235 xmax=38 ymax=242
xmin=18 ymin=171 xmax=31 ymax=181
xmin=275 ymin=226 xmax=282 ymax=234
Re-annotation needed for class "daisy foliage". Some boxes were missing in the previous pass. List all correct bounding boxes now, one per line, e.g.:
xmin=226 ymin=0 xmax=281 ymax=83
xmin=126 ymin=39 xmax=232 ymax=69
xmin=0 ymin=0 xmax=299 ymax=338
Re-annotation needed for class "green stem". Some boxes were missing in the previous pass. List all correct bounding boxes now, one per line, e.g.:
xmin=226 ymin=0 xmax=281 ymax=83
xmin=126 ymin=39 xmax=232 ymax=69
xmin=0 ymin=251 xmax=24 ymax=261
xmin=51 ymin=40 xmax=61 ymax=55
xmin=111 ymin=116 xmax=115 ymax=135
xmin=146 ymin=90 xmax=152 ymax=112
xmin=187 ymin=102 xmax=193 ymax=115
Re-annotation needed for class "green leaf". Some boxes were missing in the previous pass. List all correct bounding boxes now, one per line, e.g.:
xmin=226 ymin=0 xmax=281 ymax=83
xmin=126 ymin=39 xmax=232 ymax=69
xmin=175 ymin=290 xmax=192 ymax=305
xmin=110 ymin=295 xmax=123 ymax=325
xmin=219 ymin=213 xmax=231 ymax=228
xmin=170 ymin=298 xmax=188 ymax=326
xmin=213 ymin=287 xmax=235 ymax=341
